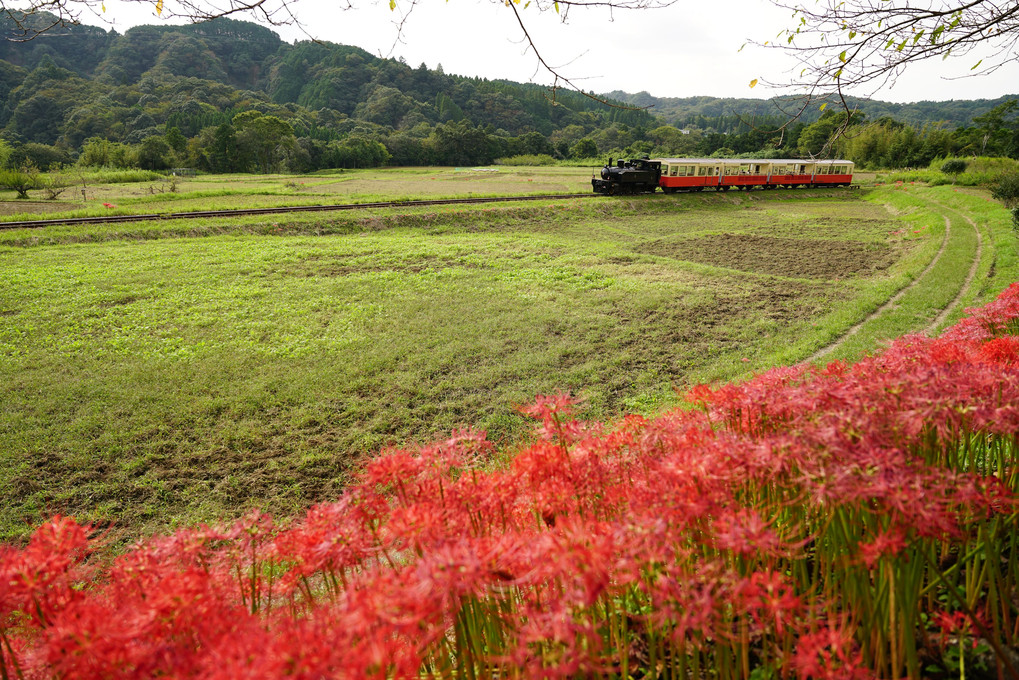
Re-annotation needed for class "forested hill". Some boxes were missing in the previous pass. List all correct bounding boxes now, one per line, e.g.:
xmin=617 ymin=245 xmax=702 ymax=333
xmin=0 ymin=14 xmax=651 ymax=159
xmin=0 ymin=13 xmax=1017 ymax=172
xmin=603 ymin=91 xmax=1019 ymax=130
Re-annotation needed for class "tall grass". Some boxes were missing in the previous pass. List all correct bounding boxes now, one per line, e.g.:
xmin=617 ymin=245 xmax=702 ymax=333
xmin=74 ymin=168 xmax=167 ymax=185
xmin=876 ymin=156 xmax=1019 ymax=187
xmin=2 ymin=284 xmax=1019 ymax=678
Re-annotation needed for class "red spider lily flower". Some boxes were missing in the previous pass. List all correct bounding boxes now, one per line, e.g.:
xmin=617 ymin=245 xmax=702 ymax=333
xmin=933 ymin=609 xmax=984 ymax=650
xmin=711 ymin=508 xmax=790 ymax=558
xmin=978 ymin=336 xmax=1019 ymax=365
xmin=101 ymin=202 xmax=116 ymax=209
xmin=519 ymin=393 xmax=589 ymax=446
xmin=0 ymin=516 xmax=92 ymax=626
xmin=736 ymin=570 xmax=803 ymax=636
xmin=792 ymin=621 xmax=875 ymax=680
xmin=855 ymin=526 xmax=907 ymax=568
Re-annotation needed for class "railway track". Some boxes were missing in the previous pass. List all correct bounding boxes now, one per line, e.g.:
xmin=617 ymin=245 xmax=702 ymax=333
xmin=0 ymin=193 xmax=600 ymax=231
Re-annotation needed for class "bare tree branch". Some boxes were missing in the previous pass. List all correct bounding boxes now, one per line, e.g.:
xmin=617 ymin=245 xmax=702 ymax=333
xmin=757 ymin=0 xmax=1019 ymax=100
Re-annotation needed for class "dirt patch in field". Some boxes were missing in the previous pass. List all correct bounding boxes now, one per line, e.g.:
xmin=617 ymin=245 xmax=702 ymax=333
xmin=626 ymin=281 xmax=820 ymax=350
xmin=638 ymin=233 xmax=895 ymax=280
xmin=0 ymin=201 xmax=86 ymax=215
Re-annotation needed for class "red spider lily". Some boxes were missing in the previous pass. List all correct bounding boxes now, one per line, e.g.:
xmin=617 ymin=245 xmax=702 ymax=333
xmin=0 ymin=516 xmax=92 ymax=626
xmin=855 ymin=526 xmax=908 ymax=568
xmin=792 ymin=621 xmax=875 ymax=680
xmin=2 ymin=285 xmax=1019 ymax=678
xmin=933 ymin=609 xmax=984 ymax=650
xmin=711 ymin=509 xmax=790 ymax=558
xmin=738 ymin=570 xmax=803 ymax=636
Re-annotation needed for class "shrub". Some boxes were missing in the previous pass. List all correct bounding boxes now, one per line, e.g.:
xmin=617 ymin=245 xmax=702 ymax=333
xmin=0 ymin=163 xmax=40 ymax=198
xmin=990 ymin=170 xmax=1019 ymax=209
xmin=939 ymin=158 xmax=967 ymax=179
xmin=494 ymin=154 xmax=557 ymax=166
xmin=40 ymin=171 xmax=72 ymax=200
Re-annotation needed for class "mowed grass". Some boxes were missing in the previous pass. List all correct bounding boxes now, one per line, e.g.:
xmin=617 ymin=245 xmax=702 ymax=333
xmin=1 ymin=183 xmax=1014 ymax=542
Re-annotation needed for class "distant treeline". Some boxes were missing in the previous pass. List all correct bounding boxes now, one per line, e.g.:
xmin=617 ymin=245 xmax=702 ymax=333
xmin=0 ymin=13 xmax=1016 ymax=172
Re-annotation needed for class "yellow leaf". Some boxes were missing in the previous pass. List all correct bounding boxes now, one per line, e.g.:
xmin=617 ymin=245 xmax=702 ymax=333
xmin=749 ymin=79 xmax=758 ymax=88
xmin=155 ymin=0 xmax=163 ymax=15
xmin=820 ymin=103 xmax=827 ymax=111
xmin=101 ymin=2 xmax=106 ymax=10
xmin=554 ymin=1 xmax=559 ymax=12
xmin=389 ymin=0 xmax=395 ymax=9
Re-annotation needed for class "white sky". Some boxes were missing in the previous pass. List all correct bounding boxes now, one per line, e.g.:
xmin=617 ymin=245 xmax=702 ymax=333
xmin=89 ymin=0 xmax=1019 ymax=104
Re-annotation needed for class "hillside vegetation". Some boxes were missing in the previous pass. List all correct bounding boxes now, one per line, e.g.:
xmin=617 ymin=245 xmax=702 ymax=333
xmin=0 ymin=14 xmax=1018 ymax=173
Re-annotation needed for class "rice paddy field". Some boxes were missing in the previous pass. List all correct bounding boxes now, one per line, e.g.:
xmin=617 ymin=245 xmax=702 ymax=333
xmin=0 ymin=166 xmax=597 ymax=221
xmin=0 ymin=170 xmax=1016 ymax=543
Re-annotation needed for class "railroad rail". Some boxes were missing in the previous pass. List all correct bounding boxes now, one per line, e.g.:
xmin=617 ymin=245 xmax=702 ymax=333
xmin=0 ymin=193 xmax=599 ymax=231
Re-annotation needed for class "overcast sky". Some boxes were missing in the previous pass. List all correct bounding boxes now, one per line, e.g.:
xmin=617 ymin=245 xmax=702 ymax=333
xmin=92 ymin=0 xmax=1019 ymax=104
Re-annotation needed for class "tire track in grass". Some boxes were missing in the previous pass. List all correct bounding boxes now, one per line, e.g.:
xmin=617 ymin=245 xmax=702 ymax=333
xmin=925 ymin=203 xmax=983 ymax=334
xmin=805 ymin=213 xmax=952 ymax=364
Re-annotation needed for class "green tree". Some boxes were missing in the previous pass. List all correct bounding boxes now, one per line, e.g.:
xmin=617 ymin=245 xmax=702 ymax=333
xmin=0 ymin=162 xmax=41 ymax=198
xmin=796 ymin=111 xmax=847 ymax=157
xmin=354 ymin=86 xmax=414 ymax=127
xmin=324 ymin=135 xmax=391 ymax=169
xmin=78 ymin=137 xmax=135 ymax=168
xmin=137 ymin=136 xmax=172 ymax=170
xmin=232 ymin=110 xmax=296 ymax=173
xmin=431 ymin=120 xmax=491 ymax=166
xmin=165 ymin=126 xmax=187 ymax=154
xmin=569 ymin=138 xmax=598 ymax=159
xmin=972 ymin=100 xmax=1018 ymax=155
xmin=515 ymin=131 xmax=552 ymax=156
xmin=0 ymin=138 xmax=12 ymax=169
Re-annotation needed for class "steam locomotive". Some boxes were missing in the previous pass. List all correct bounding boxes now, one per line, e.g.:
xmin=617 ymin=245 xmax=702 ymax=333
xmin=592 ymin=157 xmax=854 ymax=194
xmin=591 ymin=158 xmax=662 ymax=195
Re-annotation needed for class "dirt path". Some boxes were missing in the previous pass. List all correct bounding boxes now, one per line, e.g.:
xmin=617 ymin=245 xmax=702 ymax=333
xmin=925 ymin=204 xmax=983 ymax=334
xmin=805 ymin=213 xmax=954 ymax=364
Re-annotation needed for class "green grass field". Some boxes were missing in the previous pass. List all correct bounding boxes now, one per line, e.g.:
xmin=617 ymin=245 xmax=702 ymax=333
xmin=0 ymin=166 xmax=599 ymax=221
xmin=1 ymin=173 xmax=1015 ymax=542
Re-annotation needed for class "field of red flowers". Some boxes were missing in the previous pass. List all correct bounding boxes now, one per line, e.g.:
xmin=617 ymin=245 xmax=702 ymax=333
xmin=3 ymin=284 xmax=1019 ymax=679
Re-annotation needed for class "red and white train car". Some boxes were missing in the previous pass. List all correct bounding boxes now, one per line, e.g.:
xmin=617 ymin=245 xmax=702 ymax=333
xmin=656 ymin=159 xmax=854 ymax=193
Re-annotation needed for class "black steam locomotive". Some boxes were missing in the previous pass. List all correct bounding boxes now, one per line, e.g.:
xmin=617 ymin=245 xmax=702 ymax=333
xmin=591 ymin=157 xmax=661 ymax=195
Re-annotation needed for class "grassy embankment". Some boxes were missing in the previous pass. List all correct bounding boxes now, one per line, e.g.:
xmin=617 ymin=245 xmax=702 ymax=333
xmin=1 ymin=177 xmax=1015 ymax=542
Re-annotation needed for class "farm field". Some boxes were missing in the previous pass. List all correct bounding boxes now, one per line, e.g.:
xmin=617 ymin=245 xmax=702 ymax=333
xmin=0 ymin=166 xmax=598 ymax=221
xmin=0 ymin=177 xmax=1016 ymax=542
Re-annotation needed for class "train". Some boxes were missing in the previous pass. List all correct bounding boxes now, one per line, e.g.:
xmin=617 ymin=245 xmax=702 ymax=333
xmin=591 ymin=157 xmax=854 ymax=194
